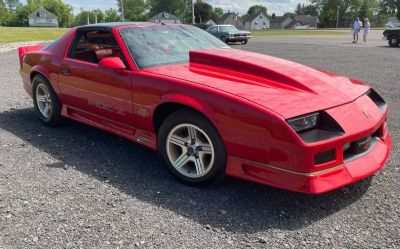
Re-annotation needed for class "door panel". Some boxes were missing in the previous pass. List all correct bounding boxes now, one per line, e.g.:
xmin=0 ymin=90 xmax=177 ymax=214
xmin=59 ymin=59 xmax=134 ymax=126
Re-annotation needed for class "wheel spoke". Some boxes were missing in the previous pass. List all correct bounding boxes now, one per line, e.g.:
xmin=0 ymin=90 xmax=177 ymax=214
xmin=169 ymin=134 xmax=187 ymax=147
xmin=43 ymin=105 xmax=50 ymax=116
xmin=199 ymin=144 xmax=212 ymax=154
xmin=194 ymin=157 xmax=205 ymax=175
xmin=188 ymin=126 xmax=198 ymax=141
xmin=173 ymin=153 xmax=191 ymax=169
xmin=37 ymin=96 xmax=46 ymax=103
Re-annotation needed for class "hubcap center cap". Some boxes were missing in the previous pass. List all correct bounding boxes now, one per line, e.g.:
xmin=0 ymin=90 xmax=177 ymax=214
xmin=187 ymin=144 xmax=199 ymax=156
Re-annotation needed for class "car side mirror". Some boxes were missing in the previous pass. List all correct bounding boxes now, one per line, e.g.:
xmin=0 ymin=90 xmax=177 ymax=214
xmin=98 ymin=57 xmax=126 ymax=70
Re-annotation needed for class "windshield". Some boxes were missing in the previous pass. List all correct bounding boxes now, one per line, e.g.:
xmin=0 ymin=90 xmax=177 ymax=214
xmin=120 ymin=25 xmax=229 ymax=69
xmin=220 ymin=26 xmax=238 ymax=32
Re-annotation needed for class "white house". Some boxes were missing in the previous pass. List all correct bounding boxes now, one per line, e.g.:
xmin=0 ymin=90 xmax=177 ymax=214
xmin=244 ymin=13 xmax=270 ymax=30
xmin=149 ymin=11 xmax=181 ymax=24
xmin=204 ymin=19 xmax=216 ymax=26
xmin=28 ymin=7 xmax=58 ymax=27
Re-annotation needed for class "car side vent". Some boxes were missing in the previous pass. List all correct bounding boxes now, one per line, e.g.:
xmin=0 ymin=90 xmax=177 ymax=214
xmin=367 ymin=89 xmax=387 ymax=112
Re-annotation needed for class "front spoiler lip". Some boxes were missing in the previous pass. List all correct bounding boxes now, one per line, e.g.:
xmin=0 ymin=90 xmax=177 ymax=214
xmin=230 ymin=156 xmax=346 ymax=177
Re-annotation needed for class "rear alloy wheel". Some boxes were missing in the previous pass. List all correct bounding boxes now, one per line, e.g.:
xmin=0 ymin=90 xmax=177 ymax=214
xmin=158 ymin=109 xmax=226 ymax=186
xmin=32 ymin=75 xmax=63 ymax=126
xmin=388 ymin=36 xmax=399 ymax=47
xmin=241 ymin=39 xmax=248 ymax=45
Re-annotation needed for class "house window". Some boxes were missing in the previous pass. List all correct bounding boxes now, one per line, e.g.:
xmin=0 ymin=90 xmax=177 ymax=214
xmin=255 ymin=21 xmax=258 ymax=25
xmin=260 ymin=15 xmax=262 ymax=19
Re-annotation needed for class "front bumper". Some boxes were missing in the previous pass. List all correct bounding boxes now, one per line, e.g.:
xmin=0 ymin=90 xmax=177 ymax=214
xmin=227 ymin=130 xmax=391 ymax=194
xmin=227 ymin=36 xmax=251 ymax=42
xmin=226 ymin=94 xmax=392 ymax=194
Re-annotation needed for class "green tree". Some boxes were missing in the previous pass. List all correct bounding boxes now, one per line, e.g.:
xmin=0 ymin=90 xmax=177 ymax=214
xmin=4 ymin=0 xmax=21 ymax=11
xmin=247 ymin=4 xmax=268 ymax=16
xmin=193 ymin=0 xmax=212 ymax=23
xmin=105 ymin=8 xmax=121 ymax=22
xmin=117 ymin=0 xmax=148 ymax=21
xmin=381 ymin=0 xmax=400 ymax=19
xmin=148 ymin=0 xmax=192 ymax=23
xmin=211 ymin=6 xmax=223 ymax=21
xmin=74 ymin=9 xmax=106 ymax=26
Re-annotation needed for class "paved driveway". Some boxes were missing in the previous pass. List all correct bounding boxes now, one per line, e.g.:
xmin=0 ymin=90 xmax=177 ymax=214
xmin=0 ymin=33 xmax=399 ymax=248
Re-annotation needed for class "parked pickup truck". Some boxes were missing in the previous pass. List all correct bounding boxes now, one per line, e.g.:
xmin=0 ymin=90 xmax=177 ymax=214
xmin=383 ymin=29 xmax=400 ymax=47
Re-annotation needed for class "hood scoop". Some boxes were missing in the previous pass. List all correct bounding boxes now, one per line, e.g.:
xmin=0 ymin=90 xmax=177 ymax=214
xmin=189 ymin=48 xmax=316 ymax=93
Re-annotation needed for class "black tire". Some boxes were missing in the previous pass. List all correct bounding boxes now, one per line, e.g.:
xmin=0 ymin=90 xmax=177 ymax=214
xmin=241 ymin=39 xmax=248 ymax=45
xmin=221 ymin=36 xmax=228 ymax=44
xmin=157 ymin=108 xmax=227 ymax=186
xmin=32 ymin=75 xmax=63 ymax=126
xmin=388 ymin=36 xmax=399 ymax=47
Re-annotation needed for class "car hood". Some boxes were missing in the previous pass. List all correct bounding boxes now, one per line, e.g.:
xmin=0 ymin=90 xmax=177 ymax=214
xmin=143 ymin=48 xmax=369 ymax=118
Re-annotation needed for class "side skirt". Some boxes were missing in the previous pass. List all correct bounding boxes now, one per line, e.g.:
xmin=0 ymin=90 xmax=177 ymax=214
xmin=61 ymin=105 xmax=157 ymax=150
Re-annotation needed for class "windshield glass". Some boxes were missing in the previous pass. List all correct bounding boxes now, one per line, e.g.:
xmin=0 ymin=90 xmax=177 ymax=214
xmin=120 ymin=25 xmax=229 ymax=69
xmin=220 ymin=26 xmax=238 ymax=32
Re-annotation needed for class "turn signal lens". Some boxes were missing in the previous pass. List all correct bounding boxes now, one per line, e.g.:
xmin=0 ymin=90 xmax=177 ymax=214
xmin=287 ymin=112 xmax=319 ymax=133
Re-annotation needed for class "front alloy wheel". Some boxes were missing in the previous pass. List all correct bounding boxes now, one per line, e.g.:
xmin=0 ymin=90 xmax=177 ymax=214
xmin=158 ymin=109 xmax=226 ymax=186
xmin=166 ymin=124 xmax=214 ymax=178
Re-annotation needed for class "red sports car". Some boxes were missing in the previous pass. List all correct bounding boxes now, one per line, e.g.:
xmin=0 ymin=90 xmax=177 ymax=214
xmin=18 ymin=22 xmax=392 ymax=194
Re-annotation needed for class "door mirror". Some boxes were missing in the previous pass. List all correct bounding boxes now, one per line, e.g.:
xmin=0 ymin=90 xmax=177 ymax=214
xmin=98 ymin=57 xmax=126 ymax=70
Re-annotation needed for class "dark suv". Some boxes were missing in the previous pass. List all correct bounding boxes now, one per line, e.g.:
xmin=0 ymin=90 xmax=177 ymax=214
xmin=383 ymin=29 xmax=400 ymax=47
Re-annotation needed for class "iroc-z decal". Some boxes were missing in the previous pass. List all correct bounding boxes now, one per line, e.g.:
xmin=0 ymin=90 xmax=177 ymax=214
xmin=88 ymin=99 xmax=125 ymax=116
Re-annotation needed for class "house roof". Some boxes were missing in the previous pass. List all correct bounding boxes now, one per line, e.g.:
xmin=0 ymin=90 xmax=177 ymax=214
xmin=293 ymin=15 xmax=319 ymax=25
xmin=244 ymin=13 xmax=267 ymax=22
xmin=270 ymin=16 xmax=292 ymax=24
xmin=286 ymin=20 xmax=301 ymax=29
xmin=218 ymin=12 xmax=238 ymax=23
xmin=149 ymin=11 xmax=180 ymax=21
xmin=28 ymin=7 xmax=57 ymax=19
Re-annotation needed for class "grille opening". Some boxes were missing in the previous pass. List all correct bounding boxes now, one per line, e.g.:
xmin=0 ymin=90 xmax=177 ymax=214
xmin=314 ymin=149 xmax=336 ymax=165
xmin=343 ymin=134 xmax=377 ymax=162
xmin=367 ymin=89 xmax=387 ymax=112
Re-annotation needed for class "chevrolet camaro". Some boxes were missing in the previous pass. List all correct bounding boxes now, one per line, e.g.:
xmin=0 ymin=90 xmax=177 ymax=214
xmin=18 ymin=22 xmax=392 ymax=194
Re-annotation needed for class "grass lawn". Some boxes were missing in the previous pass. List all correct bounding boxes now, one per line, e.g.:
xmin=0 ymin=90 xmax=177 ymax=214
xmin=0 ymin=27 xmax=69 ymax=43
xmin=252 ymin=29 xmax=347 ymax=36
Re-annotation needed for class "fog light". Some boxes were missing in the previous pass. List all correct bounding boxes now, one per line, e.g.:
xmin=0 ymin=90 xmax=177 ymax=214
xmin=314 ymin=149 xmax=336 ymax=165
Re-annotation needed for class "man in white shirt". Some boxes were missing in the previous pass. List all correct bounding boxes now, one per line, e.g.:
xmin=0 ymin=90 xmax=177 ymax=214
xmin=353 ymin=18 xmax=363 ymax=43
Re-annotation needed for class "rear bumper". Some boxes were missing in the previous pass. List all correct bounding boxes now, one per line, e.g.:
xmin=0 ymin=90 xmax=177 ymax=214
xmin=226 ymin=130 xmax=392 ymax=194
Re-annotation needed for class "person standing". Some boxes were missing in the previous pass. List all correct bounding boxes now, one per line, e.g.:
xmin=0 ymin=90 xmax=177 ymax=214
xmin=352 ymin=18 xmax=363 ymax=43
xmin=363 ymin=18 xmax=370 ymax=45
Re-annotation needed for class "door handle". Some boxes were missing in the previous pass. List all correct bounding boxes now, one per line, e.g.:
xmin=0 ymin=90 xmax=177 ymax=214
xmin=61 ymin=68 xmax=71 ymax=76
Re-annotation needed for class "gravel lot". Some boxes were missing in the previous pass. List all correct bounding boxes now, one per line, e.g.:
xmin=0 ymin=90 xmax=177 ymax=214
xmin=0 ymin=32 xmax=399 ymax=249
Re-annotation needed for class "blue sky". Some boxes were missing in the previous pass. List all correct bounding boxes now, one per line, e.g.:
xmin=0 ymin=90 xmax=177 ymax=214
xmin=23 ymin=0 xmax=309 ymax=15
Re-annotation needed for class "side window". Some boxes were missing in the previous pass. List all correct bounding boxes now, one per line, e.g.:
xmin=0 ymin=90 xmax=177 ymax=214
xmin=208 ymin=26 xmax=216 ymax=32
xmin=68 ymin=30 xmax=125 ymax=65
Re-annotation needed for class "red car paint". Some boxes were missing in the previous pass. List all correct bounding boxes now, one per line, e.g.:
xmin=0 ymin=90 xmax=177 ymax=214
xmin=18 ymin=23 xmax=392 ymax=194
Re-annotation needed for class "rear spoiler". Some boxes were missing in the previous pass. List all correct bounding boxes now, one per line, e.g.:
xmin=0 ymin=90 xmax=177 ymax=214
xmin=18 ymin=44 xmax=46 ymax=68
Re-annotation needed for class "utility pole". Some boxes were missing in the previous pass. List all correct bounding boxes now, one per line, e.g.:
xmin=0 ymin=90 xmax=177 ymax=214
xmin=94 ymin=10 xmax=98 ymax=24
xmin=87 ymin=11 xmax=90 ymax=25
xmin=119 ymin=0 xmax=125 ymax=22
xmin=336 ymin=7 xmax=339 ymax=28
xmin=192 ymin=0 xmax=195 ymax=24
